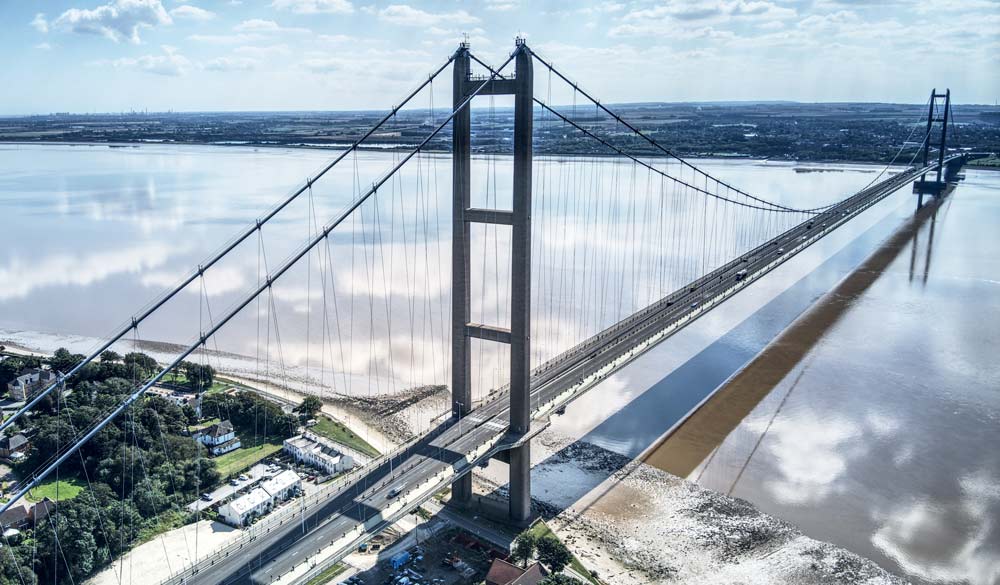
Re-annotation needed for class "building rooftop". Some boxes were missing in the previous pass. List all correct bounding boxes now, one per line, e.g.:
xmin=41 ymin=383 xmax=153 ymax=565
xmin=203 ymin=420 xmax=234 ymax=438
xmin=285 ymin=434 xmax=345 ymax=461
xmin=485 ymin=560 xmax=548 ymax=585
xmin=224 ymin=488 xmax=270 ymax=517
xmin=0 ymin=433 xmax=29 ymax=451
xmin=261 ymin=469 xmax=300 ymax=498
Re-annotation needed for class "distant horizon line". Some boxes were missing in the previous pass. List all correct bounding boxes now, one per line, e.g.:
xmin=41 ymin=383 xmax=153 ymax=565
xmin=4 ymin=98 xmax=999 ymax=118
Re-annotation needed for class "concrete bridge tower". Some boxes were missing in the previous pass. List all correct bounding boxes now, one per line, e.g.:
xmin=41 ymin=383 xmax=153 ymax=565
xmin=914 ymin=88 xmax=953 ymax=207
xmin=451 ymin=38 xmax=534 ymax=525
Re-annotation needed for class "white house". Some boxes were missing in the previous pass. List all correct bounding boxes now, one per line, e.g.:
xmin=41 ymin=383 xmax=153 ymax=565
xmin=218 ymin=488 xmax=271 ymax=527
xmin=261 ymin=469 xmax=301 ymax=502
xmin=195 ymin=420 xmax=241 ymax=456
xmin=7 ymin=368 xmax=59 ymax=402
xmin=283 ymin=433 xmax=355 ymax=476
xmin=218 ymin=470 xmax=302 ymax=527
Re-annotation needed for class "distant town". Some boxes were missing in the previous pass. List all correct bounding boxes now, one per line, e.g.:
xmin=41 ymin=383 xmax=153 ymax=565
xmin=2 ymin=101 xmax=998 ymax=166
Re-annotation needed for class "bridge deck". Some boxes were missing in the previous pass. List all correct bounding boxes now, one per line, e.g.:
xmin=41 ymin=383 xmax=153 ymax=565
xmin=166 ymin=158 xmax=960 ymax=585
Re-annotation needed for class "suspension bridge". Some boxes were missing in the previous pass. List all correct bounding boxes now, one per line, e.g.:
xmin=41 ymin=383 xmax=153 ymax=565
xmin=0 ymin=39 xmax=966 ymax=585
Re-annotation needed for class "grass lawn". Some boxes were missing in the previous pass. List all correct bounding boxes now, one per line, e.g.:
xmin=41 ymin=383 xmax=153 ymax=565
xmin=310 ymin=416 xmax=380 ymax=458
xmin=189 ymin=417 xmax=221 ymax=432
xmin=206 ymin=376 xmax=241 ymax=395
xmin=162 ymin=371 xmax=232 ymax=394
xmin=526 ymin=519 xmax=601 ymax=585
xmin=212 ymin=441 xmax=283 ymax=478
xmin=26 ymin=477 xmax=87 ymax=503
xmin=303 ymin=562 xmax=346 ymax=585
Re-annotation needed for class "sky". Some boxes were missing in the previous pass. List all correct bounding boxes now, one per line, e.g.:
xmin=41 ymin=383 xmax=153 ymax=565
xmin=1 ymin=0 xmax=998 ymax=115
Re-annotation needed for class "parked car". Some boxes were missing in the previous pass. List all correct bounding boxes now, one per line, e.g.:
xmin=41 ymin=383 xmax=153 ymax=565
xmin=200 ymin=493 xmax=213 ymax=502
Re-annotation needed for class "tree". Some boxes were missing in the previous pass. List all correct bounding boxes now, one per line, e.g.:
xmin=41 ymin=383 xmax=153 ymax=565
xmin=539 ymin=575 xmax=580 ymax=585
xmin=536 ymin=535 xmax=573 ymax=574
xmin=511 ymin=532 xmax=537 ymax=567
xmin=294 ymin=396 xmax=323 ymax=421
xmin=0 ymin=357 xmax=25 ymax=389
xmin=100 ymin=350 xmax=122 ymax=363
xmin=123 ymin=352 xmax=158 ymax=378
xmin=50 ymin=347 xmax=83 ymax=373
xmin=183 ymin=362 xmax=216 ymax=391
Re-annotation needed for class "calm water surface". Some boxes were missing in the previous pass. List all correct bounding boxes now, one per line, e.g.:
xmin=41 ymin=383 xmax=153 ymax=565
xmin=1 ymin=144 xmax=997 ymax=584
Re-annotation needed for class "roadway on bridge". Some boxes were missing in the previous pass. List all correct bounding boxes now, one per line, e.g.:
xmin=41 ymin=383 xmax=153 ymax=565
xmin=180 ymin=161 xmax=949 ymax=585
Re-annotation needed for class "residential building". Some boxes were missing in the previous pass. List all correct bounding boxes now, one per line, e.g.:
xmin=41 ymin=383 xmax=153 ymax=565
xmin=0 ymin=433 xmax=29 ymax=460
xmin=261 ymin=469 xmax=301 ymax=502
xmin=218 ymin=470 xmax=302 ymax=527
xmin=485 ymin=559 xmax=548 ymax=585
xmin=217 ymin=488 xmax=271 ymax=527
xmin=149 ymin=386 xmax=202 ymax=418
xmin=194 ymin=420 xmax=241 ymax=456
xmin=0 ymin=502 xmax=30 ymax=529
xmin=0 ymin=498 xmax=57 ymax=530
xmin=283 ymin=432 xmax=355 ymax=476
xmin=7 ymin=368 xmax=58 ymax=402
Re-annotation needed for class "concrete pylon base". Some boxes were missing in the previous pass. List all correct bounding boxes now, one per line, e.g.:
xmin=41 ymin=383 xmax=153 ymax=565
xmin=508 ymin=443 xmax=532 ymax=526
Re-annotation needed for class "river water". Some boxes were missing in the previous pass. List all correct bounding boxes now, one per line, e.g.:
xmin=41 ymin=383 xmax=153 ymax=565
xmin=0 ymin=144 xmax=997 ymax=584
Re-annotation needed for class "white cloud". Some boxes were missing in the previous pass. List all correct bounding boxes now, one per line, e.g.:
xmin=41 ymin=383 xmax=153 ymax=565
xmin=233 ymin=18 xmax=310 ymax=34
xmin=579 ymin=2 xmax=625 ymax=14
xmin=484 ymin=0 xmax=518 ymax=11
xmin=202 ymin=56 xmax=258 ymax=71
xmin=270 ymin=0 xmax=354 ymax=14
xmin=315 ymin=33 xmax=353 ymax=43
xmin=53 ymin=0 xmax=172 ymax=44
xmin=234 ymin=44 xmax=291 ymax=57
xmin=169 ymin=4 xmax=216 ymax=21
xmin=611 ymin=0 xmax=796 ymax=37
xmin=301 ymin=57 xmax=343 ymax=73
xmin=31 ymin=13 xmax=49 ymax=33
xmin=189 ymin=33 xmax=263 ymax=44
xmin=104 ymin=45 xmax=192 ymax=76
xmin=35 ymin=43 xmax=53 ymax=50
xmin=377 ymin=4 xmax=480 ymax=27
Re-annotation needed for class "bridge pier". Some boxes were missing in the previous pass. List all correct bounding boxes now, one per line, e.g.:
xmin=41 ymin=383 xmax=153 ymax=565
xmin=449 ymin=39 xmax=535 ymax=525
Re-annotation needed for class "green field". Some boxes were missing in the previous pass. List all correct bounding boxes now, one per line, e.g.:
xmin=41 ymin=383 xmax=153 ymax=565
xmin=212 ymin=441 xmax=283 ymax=477
xmin=303 ymin=562 xmax=347 ymax=585
xmin=26 ymin=477 xmax=87 ymax=503
xmin=526 ymin=519 xmax=601 ymax=585
xmin=970 ymin=156 xmax=1000 ymax=168
xmin=310 ymin=416 xmax=380 ymax=458
xmin=189 ymin=417 xmax=221 ymax=432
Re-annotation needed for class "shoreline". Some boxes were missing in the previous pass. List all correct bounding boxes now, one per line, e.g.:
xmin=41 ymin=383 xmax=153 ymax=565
xmin=0 ymin=139 xmax=951 ymax=169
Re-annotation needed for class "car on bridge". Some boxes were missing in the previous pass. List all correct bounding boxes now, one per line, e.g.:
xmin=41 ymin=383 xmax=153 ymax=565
xmin=387 ymin=485 xmax=406 ymax=499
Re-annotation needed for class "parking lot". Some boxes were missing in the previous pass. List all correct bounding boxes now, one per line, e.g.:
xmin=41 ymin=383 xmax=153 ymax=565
xmin=185 ymin=462 xmax=269 ymax=512
xmin=340 ymin=524 xmax=504 ymax=585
